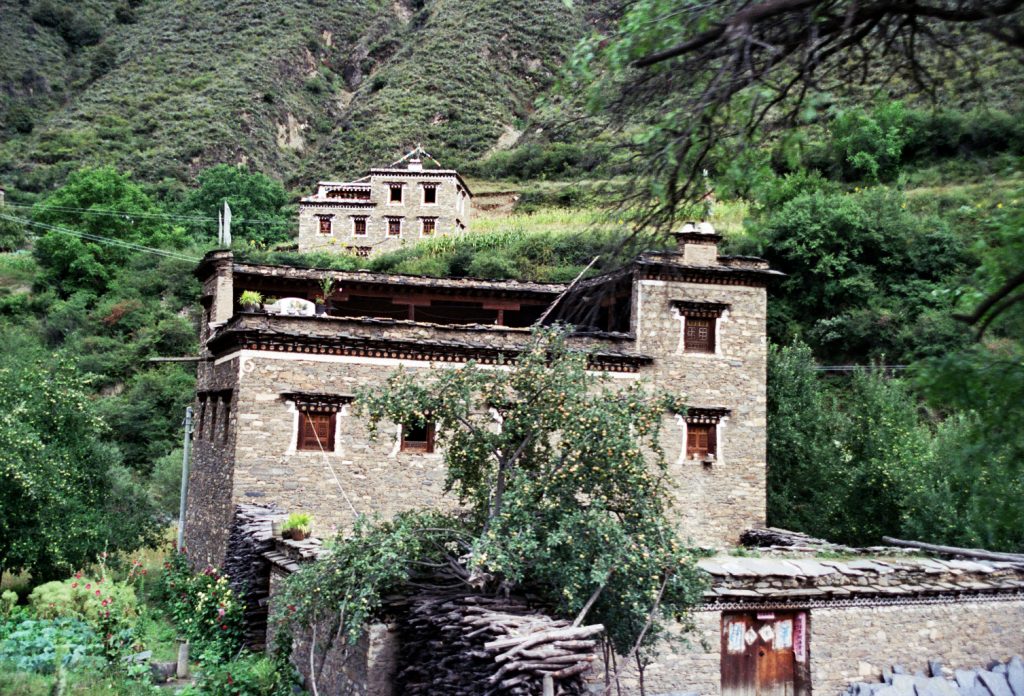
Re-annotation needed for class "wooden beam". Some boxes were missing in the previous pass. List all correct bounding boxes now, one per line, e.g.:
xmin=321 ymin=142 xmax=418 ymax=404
xmin=881 ymin=536 xmax=1024 ymax=563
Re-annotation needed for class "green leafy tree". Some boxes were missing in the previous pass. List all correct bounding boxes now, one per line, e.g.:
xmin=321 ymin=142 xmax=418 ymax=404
xmin=178 ymin=164 xmax=292 ymax=247
xmin=768 ymin=341 xmax=933 ymax=546
xmin=830 ymin=101 xmax=912 ymax=182
xmin=273 ymin=328 xmax=706 ymax=662
xmin=32 ymin=167 xmax=189 ymax=297
xmin=0 ymin=329 xmax=161 ymax=581
xmin=753 ymin=187 xmax=971 ymax=363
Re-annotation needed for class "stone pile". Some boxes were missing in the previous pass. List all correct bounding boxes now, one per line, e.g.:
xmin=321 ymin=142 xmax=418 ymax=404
xmin=392 ymin=590 xmax=602 ymax=696
xmin=223 ymin=504 xmax=288 ymax=650
xmin=843 ymin=656 xmax=1024 ymax=696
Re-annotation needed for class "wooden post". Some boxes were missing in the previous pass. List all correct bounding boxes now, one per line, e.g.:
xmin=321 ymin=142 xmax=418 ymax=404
xmin=542 ymin=674 xmax=555 ymax=696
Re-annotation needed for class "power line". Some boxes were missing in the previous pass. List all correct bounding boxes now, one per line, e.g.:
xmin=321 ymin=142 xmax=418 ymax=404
xmin=0 ymin=212 xmax=200 ymax=262
xmin=3 ymin=202 xmax=295 ymax=227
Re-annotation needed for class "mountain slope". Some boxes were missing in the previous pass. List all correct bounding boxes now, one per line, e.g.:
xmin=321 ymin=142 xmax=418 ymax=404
xmin=0 ymin=0 xmax=603 ymax=196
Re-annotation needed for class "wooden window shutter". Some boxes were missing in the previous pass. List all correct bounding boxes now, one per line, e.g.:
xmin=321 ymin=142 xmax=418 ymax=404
xmin=686 ymin=423 xmax=716 ymax=459
xmin=318 ymin=217 xmax=332 ymax=235
xmin=685 ymin=318 xmax=714 ymax=353
xmin=298 ymin=412 xmax=335 ymax=451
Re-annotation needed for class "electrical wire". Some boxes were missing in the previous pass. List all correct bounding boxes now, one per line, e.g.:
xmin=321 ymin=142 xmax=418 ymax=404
xmin=0 ymin=212 xmax=200 ymax=262
xmin=3 ymin=202 xmax=295 ymax=227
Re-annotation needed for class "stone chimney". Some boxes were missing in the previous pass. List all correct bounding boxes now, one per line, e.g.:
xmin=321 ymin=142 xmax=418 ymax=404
xmin=672 ymin=221 xmax=721 ymax=266
xmin=406 ymin=157 xmax=423 ymax=172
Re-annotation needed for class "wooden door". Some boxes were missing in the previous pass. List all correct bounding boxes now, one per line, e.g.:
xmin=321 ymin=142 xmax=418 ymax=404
xmin=721 ymin=611 xmax=807 ymax=696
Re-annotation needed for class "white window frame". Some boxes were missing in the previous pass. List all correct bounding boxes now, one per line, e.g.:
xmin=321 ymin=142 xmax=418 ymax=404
xmin=351 ymin=215 xmax=368 ymax=237
xmin=386 ymin=217 xmax=403 ymax=236
xmin=420 ymin=217 xmax=437 ymax=237
xmin=387 ymin=183 xmax=404 ymax=205
xmin=421 ymin=183 xmax=438 ymax=206
xmin=316 ymin=215 xmax=334 ymax=236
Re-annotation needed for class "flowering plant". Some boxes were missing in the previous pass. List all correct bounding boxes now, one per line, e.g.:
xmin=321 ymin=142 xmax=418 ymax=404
xmin=161 ymin=550 xmax=244 ymax=659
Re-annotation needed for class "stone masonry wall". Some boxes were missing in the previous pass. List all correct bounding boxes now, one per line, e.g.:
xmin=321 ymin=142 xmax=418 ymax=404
xmin=184 ymin=358 xmax=239 ymax=567
xmin=231 ymin=354 xmax=457 ymax=535
xmin=586 ymin=599 xmax=1024 ymax=696
xmin=633 ymin=278 xmax=768 ymax=546
xmin=298 ymin=173 xmax=469 ymax=255
xmin=810 ymin=600 xmax=1024 ymax=695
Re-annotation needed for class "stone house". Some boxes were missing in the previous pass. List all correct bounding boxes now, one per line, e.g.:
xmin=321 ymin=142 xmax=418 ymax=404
xmin=187 ymin=222 xmax=1024 ymax=695
xmin=297 ymin=154 xmax=472 ymax=257
xmin=185 ymin=224 xmax=777 ymax=567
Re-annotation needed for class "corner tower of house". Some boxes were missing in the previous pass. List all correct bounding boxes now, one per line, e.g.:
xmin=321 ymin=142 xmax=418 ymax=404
xmin=627 ymin=221 xmax=777 ymax=545
xmin=297 ymin=149 xmax=472 ymax=257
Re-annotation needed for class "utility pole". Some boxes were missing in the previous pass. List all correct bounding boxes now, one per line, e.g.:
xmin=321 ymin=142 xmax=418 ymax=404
xmin=176 ymin=406 xmax=194 ymax=551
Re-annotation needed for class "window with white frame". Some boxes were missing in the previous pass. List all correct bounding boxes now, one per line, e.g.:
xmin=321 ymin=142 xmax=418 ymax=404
xmin=682 ymin=408 xmax=729 ymax=462
xmin=387 ymin=217 xmax=402 ymax=236
xmin=422 ymin=183 xmax=437 ymax=205
xmin=421 ymin=217 xmax=437 ymax=236
xmin=317 ymin=215 xmax=333 ymax=235
xmin=352 ymin=216 xmax=368 ymax=236
xmin=389 ymin=183 xmax=403 ymax=203
xmin=675 ymin=301 xmax=729 ymax=354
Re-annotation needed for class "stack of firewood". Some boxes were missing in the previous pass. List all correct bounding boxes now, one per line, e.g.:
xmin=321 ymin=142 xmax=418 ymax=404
xmin=393 ymin=591 xmax=603 ymax=695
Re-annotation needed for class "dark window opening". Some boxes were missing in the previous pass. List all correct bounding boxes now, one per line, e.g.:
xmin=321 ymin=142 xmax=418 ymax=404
xmin=353 ymin=217 xmax=367 ymax=236
xmin=387 ymin=218 xmax=402 ymax=236
xmin=327 ymin=188 xmax=370 ymax=200
xmin=685 ymin=318 xmax=714 ymax=353
xmin=687 ymin=423 xmax=716 ymax=460
xmin=401 ymin=421 xmax=435 ymax=453
xmin=389 ymin=184 xmax=403 ymax=203
xmin=298 ymin=412 xmax=335 ymax=451
xmin=318 ymin=216 xmax=333 ymax=235
xmin=423 ymin=185 xmax=437 ymax=204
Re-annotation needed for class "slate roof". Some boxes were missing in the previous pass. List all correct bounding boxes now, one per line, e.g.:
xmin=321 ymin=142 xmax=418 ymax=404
xmin=697 ymin=555 xmax=1024 ymax=604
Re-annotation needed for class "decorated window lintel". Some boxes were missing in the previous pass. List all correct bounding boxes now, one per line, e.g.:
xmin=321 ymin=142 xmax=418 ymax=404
xmin=282 ymin=393 xmax=355 ymax=414
xmin=673 ymin=300 xmax=730 ymax=319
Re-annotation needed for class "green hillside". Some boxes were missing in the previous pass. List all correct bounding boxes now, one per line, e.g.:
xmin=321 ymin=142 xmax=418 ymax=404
xmin=0 ymin=0 xmax=603 ymax=196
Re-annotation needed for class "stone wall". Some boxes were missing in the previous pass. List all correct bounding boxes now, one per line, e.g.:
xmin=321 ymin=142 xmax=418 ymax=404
xmin=184 ymin=357 xmax=239 ymax=568
xmin=297 ymin=172 xmax=470 ymax=255
xmin=585 ymin=599 xmax=1024 ymax=696
xmin=230 ymin=354 xmax=457 ymax=537
xmin=633 ymin=278 xmax=768 ymax=546
xmin=810 ymin=600 xmax=1024 ymax=695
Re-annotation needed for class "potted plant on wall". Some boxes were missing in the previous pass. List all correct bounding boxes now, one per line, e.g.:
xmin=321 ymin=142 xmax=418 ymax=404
xmin=282 ymin=512 xmax=313 ymax=541
xmin=239 ymin=290 xmax=263 ymax=312
xmin=316 ymin=276 xmax=335 ymax=316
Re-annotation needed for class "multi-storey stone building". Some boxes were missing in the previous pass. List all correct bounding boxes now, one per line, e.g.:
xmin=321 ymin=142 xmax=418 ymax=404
xmin=296 ymin=156 xmax=472 ymax=257
xmin=185 ymin=225 xmax=778 ymax=567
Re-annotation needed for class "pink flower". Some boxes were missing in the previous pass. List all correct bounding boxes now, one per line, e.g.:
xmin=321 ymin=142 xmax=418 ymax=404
xmin=85 ymin=584 xmax=91 ymax=590
xmin=71 ymin=582 xmax=78 ymax=588
xmin=95 ymin=590 xmax=101 ymax=596
xmin=217 ymin=607 xmax=225 ymax=617
xmin=221 ymin=624 xmax=228 ymax=631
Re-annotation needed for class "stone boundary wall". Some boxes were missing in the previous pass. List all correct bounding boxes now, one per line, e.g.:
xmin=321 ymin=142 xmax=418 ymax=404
xmin=811 ymin=599 xmax=1024 ymax=695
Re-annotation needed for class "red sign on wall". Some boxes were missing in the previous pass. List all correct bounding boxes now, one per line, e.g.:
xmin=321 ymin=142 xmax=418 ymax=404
xmin=793 ymin=612 xmax=806 ymax=663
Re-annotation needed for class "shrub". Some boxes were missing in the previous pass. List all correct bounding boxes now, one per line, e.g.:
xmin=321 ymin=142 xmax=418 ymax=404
xmin=193 ymin=652 xmax=297 ymax=696
xmin=160 ymin=551 xmax=244 ymax=659
xmin=29 ymin=576 xmax=138 ymax=624
xmin=5 ymin=103 xmax=35 ymax=134
xmin=829 ymin=101 xmax=911 ymax=182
